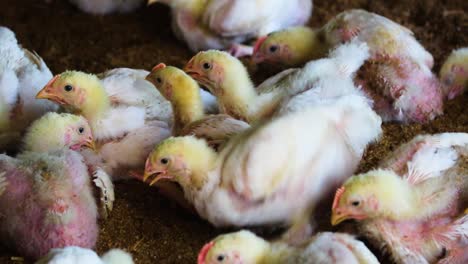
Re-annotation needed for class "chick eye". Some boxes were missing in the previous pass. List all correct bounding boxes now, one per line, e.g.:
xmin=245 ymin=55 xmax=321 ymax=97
xmin=64 ymin=85 xmax=73 ymax=92
xmin=78 ymin=127 xmax=84 ymax=134
xmin=160 ymin=158 xmax=169 ymax=165
xmin=156 ymin=77 xmax=162 ymax=83
xmin=269 ymin=45 xmax=279 ymax=53
xmin=203 ymin=62 xmax=212 ymax=70
xmin=216 ymin=254 xmax=225 ymax=262
xmin=351 ymin=201 xmax=360 ymax=207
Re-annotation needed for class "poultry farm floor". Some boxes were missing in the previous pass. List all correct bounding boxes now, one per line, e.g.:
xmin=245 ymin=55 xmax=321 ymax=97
xmin=0 ymin=0 xmax=467 ymax=263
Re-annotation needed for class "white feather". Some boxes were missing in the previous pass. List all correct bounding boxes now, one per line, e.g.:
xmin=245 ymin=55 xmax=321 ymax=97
xmin=35 ymin=246 xmax=134 ymax=264
xmin=91 ymin=106 xmax=145 ymax=141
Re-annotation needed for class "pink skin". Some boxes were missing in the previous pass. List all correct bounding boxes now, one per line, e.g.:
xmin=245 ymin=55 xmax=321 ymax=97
xmin=338 ymin=26 xmax=362 ymax=42
xmin=228 ymin=43 xmax=254 ymax=58
xmin=0 ymin=152 xmax=98 ymax=260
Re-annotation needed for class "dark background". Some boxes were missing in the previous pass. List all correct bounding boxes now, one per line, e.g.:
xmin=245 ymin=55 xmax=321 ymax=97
xmin=0 ymin=0 xmax=467 ymax=263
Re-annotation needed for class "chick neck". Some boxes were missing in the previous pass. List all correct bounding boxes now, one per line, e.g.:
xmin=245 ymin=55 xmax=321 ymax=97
xmin=170 ymin=80 xmax=205 ymax=134
xmin=79 ymin=81 xmax=111 ymax=125
xmin=215 ymin=61 xmax=258 ymax=122
xmin=175 ymin=137 xmax=218 ymax=192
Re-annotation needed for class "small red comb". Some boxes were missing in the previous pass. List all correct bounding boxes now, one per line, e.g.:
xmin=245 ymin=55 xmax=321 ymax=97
xmin=332 ymin=186 xmax=346 ymax=210
xmin=197 ymin=241 xmax=214 ymax=264
xmin=253 ymin=36 xmax=268 ymax=55
xmin=152 ymin=63 xmax=166 ymax=72
xmin=44 ymin=74 xmax=60 ymax=87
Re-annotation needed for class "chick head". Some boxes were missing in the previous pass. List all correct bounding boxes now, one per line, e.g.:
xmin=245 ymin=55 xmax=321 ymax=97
xmin=439 ymin=47 xmax=468 ymax=100
xmin=146 ymin=63 xmax=200 ymax=102
xmin=252 ymin=27 xmax=323 ymax=67
xmin=198 ymin=230 xmax=269 ymax=264
xmin=36 ymin=71 xmax=108 ymax=114
xmin=184 ymin=50 xmax=249 ymax=97
xmin=331 ymin=169 xmax=412 ymax=225
xmin=143 ymin=136 xmax=216 ymax=189
xmin=23 ymin=112 xmax=95 ymax=152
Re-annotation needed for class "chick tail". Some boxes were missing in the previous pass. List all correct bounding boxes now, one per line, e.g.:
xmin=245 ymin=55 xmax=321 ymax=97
xmin=329 ymin=38 xmax=370 ymax=78
xmin=101 ymin=249 xmax=134 ymax=264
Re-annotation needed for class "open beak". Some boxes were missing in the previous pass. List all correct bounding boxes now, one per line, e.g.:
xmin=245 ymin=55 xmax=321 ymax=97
xmin=183 ymin=58 xmax=201 ymax=78
xmin=83 ymin=137 xmax=97 ymax=152
xmin=143 ymin=168 xmax=172 ymax=186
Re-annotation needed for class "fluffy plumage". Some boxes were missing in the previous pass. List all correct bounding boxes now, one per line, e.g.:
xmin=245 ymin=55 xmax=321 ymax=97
xmin=36 ymin=70 xmax=172 ymax=179
xmin=440 ymin=47 xmax=468 ymax=100
xmin=252 ymin=10 xmax=443 ymax=123
xmin=68 ymin=0 xmax=145 ymax=15
xmin=0 ymin=26 xmax=58 ymax=151
xmin=143 ymin=91 xmax=381 ymax=244
xmin=36 ymin=246 xmax=134 ymax=264
xmin=331 ymin=133 xmax=468 ymax=263
xmin=253 ymin=9 xmax=432 ymax=69
xmin=185 ymin=40 xmax=371 ymax=122
xmin=198 ymin=230 xmax=379 ymax=264
xmin=146 ymin=64 xmax=249 ymax=149
xmin=21 ymin=112 xmax=114 ymax=219
xmin=150 ymin=0 xmax=312 ymax=55
xmin=0 ymin=150 xmax=98 ymax=260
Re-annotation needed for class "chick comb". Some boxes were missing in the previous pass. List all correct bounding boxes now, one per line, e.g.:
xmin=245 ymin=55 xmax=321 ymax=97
xmin=197 ymin=241 xmax=214 ymax=264
xmin=332 ymin=186 xmax=346 ymax=210
xmin=44 ymin=74 xmax=60 ymax=87
xmin=253 ymin=36 xmax=268 ymax=55
xmin=152 ymin=63 xmax=166 ymax=72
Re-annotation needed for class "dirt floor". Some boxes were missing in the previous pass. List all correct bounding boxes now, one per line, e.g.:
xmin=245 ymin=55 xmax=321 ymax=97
xmin=0 ymin=0 xmax=467 ymax=263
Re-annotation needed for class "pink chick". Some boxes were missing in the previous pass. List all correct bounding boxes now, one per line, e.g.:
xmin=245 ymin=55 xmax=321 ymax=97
xmin=0 ymin=113 xmax=101 ymax=260
xmin=331 ymin=133 xmax=468 ymax=263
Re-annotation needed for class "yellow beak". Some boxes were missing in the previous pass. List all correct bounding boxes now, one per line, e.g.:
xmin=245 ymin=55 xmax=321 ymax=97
xmin=331 ymin=212 xmax=348 ymax=226
xmin=83 ymin=138 xmax=97 ymax=152
xmin=36 ymin=87 xmax=52 ymax=99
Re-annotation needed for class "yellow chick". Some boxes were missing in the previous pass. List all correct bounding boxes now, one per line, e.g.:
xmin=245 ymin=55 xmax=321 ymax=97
xmin=197 ymin=230 xmax=379 ymax=264
xmin=184 ymin=40 xmax=370 ymax=123
xmin=253 ymin=9 xmax=433 ymax=70
xmin=145 ymin=63 xmax=249 ymax=149
xmin=331 ymin=132 xmax=468 ymax=264
xmin=142 ymin=92 xmax=381 ymax=244
xmin=36 ymin=71 xmax=171 ymax=180
xmin=440 ymin=47 xmax=468 ymax=100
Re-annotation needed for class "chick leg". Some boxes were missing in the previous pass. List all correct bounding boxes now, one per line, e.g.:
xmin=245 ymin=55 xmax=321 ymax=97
xmin=0 ymin=172 xmax=8 ymax=196
xmin=92 ymin=168 xmax=115 ymax=220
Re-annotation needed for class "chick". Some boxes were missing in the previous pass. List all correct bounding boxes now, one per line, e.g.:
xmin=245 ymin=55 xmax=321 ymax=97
xmin=145 ymin=63 xmax=249 ymax=148
xmin=142 ymin=92 xmax=381 ymax=244
xmin=149 ymin=0 xmax=312 ymax=56
xmin=36 ymin=246 xmax=134 ymax=264
xmin=0 ymin=26 xmax=58 ymax=151
xmin=252 ymin=10 xmax=443 ymax=123
xmin=198 ymin=230 xmax=379 ymax=264
xmin=36 ymin=70 xmax=171 ymax=179
xmin=331 ymin=133 xmax=468 ymax=263
xmin=184 ymin=39 xmax=370 ymax=122
xmin=68 ymin=0 xmax=145 ymax=15
xmin=22 ymin=112 xmax=114 ymax=219
xmin=253 ymin=9 xmax=433 ymax=69
xmin=440 ymin=47 xmax=468 ymax=100
xmin=0 ymin=113 xmax=104 ymax=259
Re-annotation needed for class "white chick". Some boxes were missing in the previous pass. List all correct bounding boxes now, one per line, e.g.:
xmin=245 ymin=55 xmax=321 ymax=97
xmin=198 ymin=230 xmax=379 ymax=264
xmin=150 ymin=0 xmax=312 ymax=56
xmin=143 ymin=90 xmax=382 ymax=244
xmin=36 ymin=246 xmax=134 ymax=264
xmin=0 ymin=26 xmax=58 ymax=151
xmin=68 ymin=0 xmax=145 ymax=15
